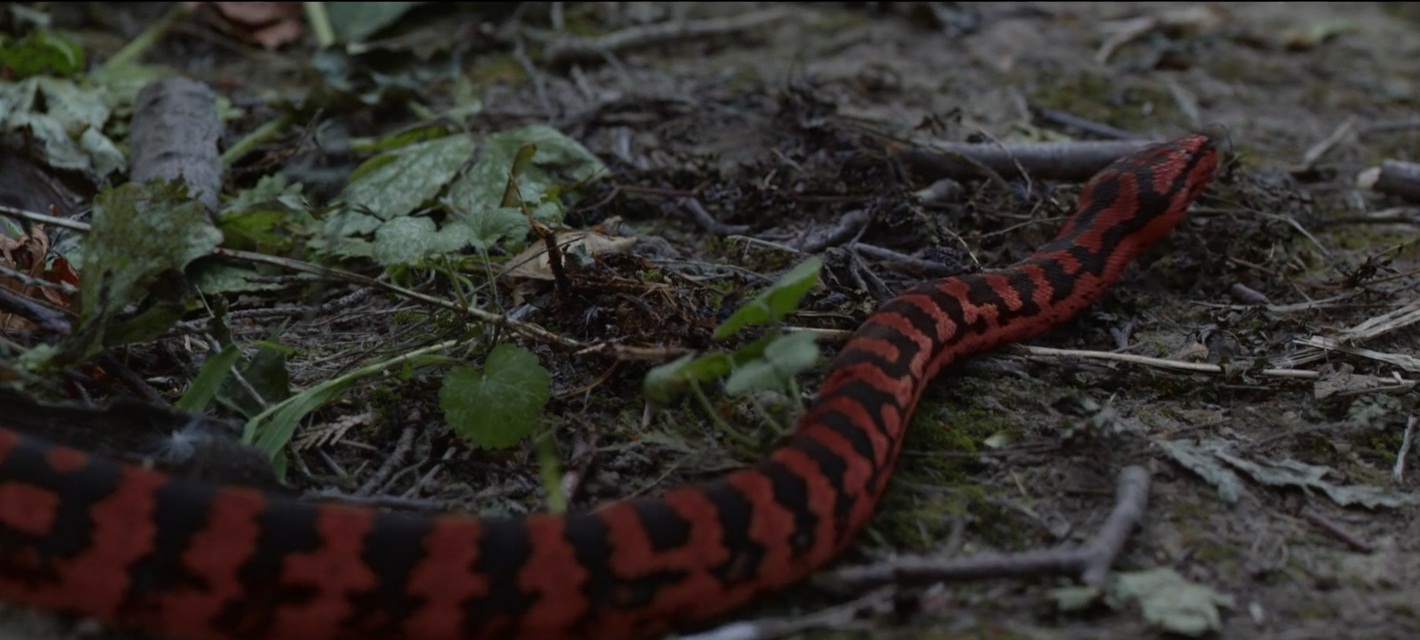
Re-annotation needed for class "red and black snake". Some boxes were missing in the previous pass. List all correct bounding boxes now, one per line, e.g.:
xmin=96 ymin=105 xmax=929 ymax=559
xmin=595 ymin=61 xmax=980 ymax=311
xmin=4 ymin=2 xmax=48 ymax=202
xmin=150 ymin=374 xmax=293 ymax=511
xmin=0 ymin=134 xmax=1218 ymax=640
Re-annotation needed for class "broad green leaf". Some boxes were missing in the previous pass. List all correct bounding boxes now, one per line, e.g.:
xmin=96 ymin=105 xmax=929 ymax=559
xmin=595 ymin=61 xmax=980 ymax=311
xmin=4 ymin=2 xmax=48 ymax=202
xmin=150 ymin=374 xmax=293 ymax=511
xmin=0 ymin=30 xmax=86 ymax=78
xmin=452 ymin=206 xmax=528 ymax=250
xmin=326 ymin=2 xmax=423 ymax=42
xmin=724 ymin=331 xmax=820 ymax=395
xmin=371 ymin=215 xmax=476 ymax=266
xmin=440 ymin=344 xmax=551 ymax=449
xmin=643 ymin=335 xmax=777 ymax=403
xmin=447 ymin=124 xmax=605 ymax=220
xmin=0 ymin=77 xmax=121 ymax=177
xmin=341 ymin=133 xmax=475 ymax=219
xmin=176 ymin=345 xmax=242 ymax=412
xmin=643 ymin=353 xmax=705 ymax=404
xmin=715 ymin=257 xmax=823 ymax=339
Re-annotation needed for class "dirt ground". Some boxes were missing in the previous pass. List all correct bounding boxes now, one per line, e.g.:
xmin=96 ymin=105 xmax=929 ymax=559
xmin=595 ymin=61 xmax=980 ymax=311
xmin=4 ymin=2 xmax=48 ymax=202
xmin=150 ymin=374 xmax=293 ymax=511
xmin=4 ymin=2 xmax=1420 ymax=639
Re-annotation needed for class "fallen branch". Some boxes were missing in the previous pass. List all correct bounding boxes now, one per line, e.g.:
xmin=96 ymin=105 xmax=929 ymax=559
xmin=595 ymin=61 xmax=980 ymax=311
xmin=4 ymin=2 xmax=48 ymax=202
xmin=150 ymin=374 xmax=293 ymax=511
xmin=891 ymin=139 xmax=1155 ymax=182
xmin=1359 ymin=160 xmax=1420 ymax=202
xmin=823 ymin=465 xmax=1152 ymax=590
xmin=544 ymin=8 xmax=793 ymax=67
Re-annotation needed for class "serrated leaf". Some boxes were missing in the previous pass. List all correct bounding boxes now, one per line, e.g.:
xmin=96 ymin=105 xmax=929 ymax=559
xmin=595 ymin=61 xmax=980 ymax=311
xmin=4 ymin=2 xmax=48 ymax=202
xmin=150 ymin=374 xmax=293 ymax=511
xmin=0 ymin=77 xmax=121 ymax=177
xmin=341 ymin=133 xmax=475 ymax=219
xmin=452 ymin=206 xmax=529 ymax=250
xmin=370 ymin=215 xmax=475 ymax=266
xmin=715 ymin=257 xmax=822 ymax=339
xmin=1214 ymin=450 xmax=1419 ymax=509
xmin=447 ymin=124 xmax=605 ymax=223
xmin=440 ymin=344 xmax=551 ymax=449
xmin=1155 ymin=439 xmax=1247 ymax=504
xmin=724 ymin=331 xmax=820 ymax=395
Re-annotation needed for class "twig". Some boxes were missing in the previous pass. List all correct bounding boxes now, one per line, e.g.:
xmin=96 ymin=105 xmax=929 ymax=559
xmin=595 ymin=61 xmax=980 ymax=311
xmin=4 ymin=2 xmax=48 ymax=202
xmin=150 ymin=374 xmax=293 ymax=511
xmin=1081 ymin=466 xmax=1151 ymax=585
xmin=1394 ymin=415 xmax=1416 ymax=483
xmin=1029 ymin=105 xmax=1143 ymax=140
xmin=794 ymin=208 xmax=871 ymax=253
xmin=1017 ymin=345 xmax=1320 ymax=381
xmin=0 ymin=286 xmax=72 ymax=334
xmin=1357 ymin=119 xmax=1420 ymax=138
xmin=1318 ymin=206 xmax=1420 ymax=226
xmin=1292 ymin=116 xmax=1356 ymax=173
xmin=892 ymin=139 xmax=1156 ymax=182
xmin=1300 ymin=506 xmax=1373 ymax=553
xmin=681 ymin=588 xmax=893 ymax=640
xmin=1228 ymin=282 xmax=1272 ymax=305
xmin=679 ymin=197 xmax=749 ymax=236
xmin=825 ymin=466 xmax=1152 ymax=590
xmin=850 ymin=242 xmax=962 ymax=277
xmin=355 ymin=426 xmax=415 ymax=496
xmin=544 ymin=8 xmax=793 ymax=67
xmin=1359 ymin=160 xmax=1420 ymax=202
xmin=559 ymin=418 xmax=600 ymax=503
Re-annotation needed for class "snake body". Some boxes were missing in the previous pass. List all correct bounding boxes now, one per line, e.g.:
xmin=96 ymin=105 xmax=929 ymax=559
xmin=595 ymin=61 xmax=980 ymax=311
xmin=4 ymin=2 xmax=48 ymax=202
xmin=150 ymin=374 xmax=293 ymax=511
xmin=0 ymin=134 xmax=1217 ymax=639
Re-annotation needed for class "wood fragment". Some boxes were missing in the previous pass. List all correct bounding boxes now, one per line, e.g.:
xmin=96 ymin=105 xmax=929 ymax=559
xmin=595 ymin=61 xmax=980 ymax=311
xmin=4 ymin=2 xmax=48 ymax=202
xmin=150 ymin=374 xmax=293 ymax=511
xmin=823 ymin=466 xmax=1152 ymax=590
xmin=1360 ymin=160 xmax=1420 ymax=202
xmin=892 ymin=139 xmax=1156 ymax=182
xmin=129 ymin=78 xmax=223 ymax=212
xmin=545 ymin=8 xmax=793 ymax=67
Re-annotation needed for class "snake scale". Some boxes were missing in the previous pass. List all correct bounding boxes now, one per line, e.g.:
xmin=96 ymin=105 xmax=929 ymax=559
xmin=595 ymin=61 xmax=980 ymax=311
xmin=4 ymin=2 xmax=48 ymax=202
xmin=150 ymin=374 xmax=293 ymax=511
xmin=0 ymin=133 xmax=1218 ymax=639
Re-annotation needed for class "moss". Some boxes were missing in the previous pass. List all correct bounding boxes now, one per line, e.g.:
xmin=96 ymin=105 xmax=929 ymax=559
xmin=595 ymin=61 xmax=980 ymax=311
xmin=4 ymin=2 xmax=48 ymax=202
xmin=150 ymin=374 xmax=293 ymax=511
xmin=1031 ymin=72 xmax=1184 ymax=132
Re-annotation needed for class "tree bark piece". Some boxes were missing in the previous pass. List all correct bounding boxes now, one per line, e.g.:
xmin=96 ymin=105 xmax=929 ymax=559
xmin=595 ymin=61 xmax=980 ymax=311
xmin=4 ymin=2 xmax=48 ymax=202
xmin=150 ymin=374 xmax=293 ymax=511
xmin=129 ymin=77 xmax=222 ymax=212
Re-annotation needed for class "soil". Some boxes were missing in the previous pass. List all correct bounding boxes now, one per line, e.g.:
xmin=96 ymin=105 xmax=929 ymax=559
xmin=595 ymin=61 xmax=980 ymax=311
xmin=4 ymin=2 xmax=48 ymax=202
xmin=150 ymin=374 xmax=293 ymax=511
xmin=3 ymin=3 xmax=1420 ymax=639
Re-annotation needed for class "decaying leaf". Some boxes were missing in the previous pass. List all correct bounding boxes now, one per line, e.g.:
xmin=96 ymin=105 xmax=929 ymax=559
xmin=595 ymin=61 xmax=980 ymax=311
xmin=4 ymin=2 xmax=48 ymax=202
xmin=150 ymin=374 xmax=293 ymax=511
xmin=501 ymin=223 xmax=637 ymax=282
xmin=1110 ymin=568 xmax=1234 ymax=636
xmin=1158 ymin=437 xmax=1417 ymax=509
xmin=0 ymin=225 xmax=77 ymax=330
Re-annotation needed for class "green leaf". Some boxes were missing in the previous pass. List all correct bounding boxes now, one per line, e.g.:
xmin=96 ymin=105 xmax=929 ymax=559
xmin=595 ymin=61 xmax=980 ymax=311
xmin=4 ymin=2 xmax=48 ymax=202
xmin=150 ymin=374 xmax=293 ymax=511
xmin=326 ymin=2 xmax=423 ymax=43
xmin=371 ymin=215 xmax=475 ymax=267
xmin=0 ymin=30 xmax=86 ymax=79
xmin=176 ymin=345 xmax=242 ymax=412
xmin=440 ymin=344 xmax=551 ymax=449
xmin=715 ymin=257 xmax=823 ymax=339
xmin=250 ymin=377 xmax=354 ymax=457
xmin=0 ymin=77 xmax=122 ymax=178
xmin=447 ymin=124 xmax=605 ymax=221
xmin=60 ymin=181 xmax=222 ymax=363
xmin=453 ymin=206 xmax=529 ymax=250
xmin=341 ymin=133 xmax=475 ymax=219
xmin=642 ymin=335 xmax=776 ymax=403
xmin=724 ymin=331 xmax=820 ymax=395
xmin=218 ymin=344 xmax=292 ymax=418
xmin=220 ymin=175 xmax=315 ymax=253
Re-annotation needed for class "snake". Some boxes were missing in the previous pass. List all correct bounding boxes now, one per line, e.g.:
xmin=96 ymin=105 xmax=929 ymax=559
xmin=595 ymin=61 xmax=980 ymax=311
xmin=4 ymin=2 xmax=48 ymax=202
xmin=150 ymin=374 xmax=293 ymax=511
xmin=0 ymin=133 xmax=1218 ymax=640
